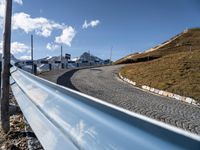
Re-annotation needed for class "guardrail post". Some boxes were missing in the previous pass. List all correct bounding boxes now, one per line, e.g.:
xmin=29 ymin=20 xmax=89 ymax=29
xmin=49 ymin=64 xmax=52 ymax=71
xmin=1 ymin=0 xmax=12 ymax=133
xmin=61 ymin=63 xmax=64 ymax=69
xmin=33 ymin=64 xmax=37 ymax=75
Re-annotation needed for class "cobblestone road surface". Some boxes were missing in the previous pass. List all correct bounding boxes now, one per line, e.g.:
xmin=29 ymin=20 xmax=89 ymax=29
xmin=62 ymin=65 xmax=200 ymax=134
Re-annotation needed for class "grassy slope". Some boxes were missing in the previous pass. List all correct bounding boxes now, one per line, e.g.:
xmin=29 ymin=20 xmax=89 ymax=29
xmin=120 ymin=51 xmax=200 ymax=101
xmin=118 ymin=28 xmax=200 ymax=102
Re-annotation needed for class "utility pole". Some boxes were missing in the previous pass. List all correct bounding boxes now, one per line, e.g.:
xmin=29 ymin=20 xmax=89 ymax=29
xmin=88 ymin=50 xmax=91 ymax=65
xmin=60 ymin=45 xmax=63 ymax=69
xmin=110 ymin=46 xmax=113 ymax=64
xmin=31 ymin=34 xmax=33 ymax=73
xmin=61 ymin=45 xmax=63 ymax=61
xmin=1 ymin=0 xmax=12 ymax=133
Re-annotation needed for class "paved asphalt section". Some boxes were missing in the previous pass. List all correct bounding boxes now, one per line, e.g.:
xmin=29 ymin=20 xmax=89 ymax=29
xmin=57 ymin=65 xmax=200 ymax=135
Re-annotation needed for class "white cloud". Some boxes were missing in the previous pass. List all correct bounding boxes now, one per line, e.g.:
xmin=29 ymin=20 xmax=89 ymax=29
xmin=11 ymin=41 xmax=30 ymax=54
xmin=0 ymin=0 xmax=5 ymax=18
xmin=55 ymin=26 xmax=76 ymax=46
xmin=0 ymin=0 xmax=23 ymax=17
xmin=19 ymin=55 xmax=31 ymax=60
xmin=0 ymin=2 xmax=4 ymax=26
xmin=0 ymin=41 xmax=2 ymax=53
xmin=0 ymin=0 xmax=23 ymax=27
xmin=0 ymin=41 xmax=30 ymax=54
xmin=0 ymin=0 xmax=77 ymax=48
xmin=1 ymin=0 xmax=64 ymax=37
xmin=82 ymin=20 xmax=100 ymax=29
xmin=12 ymin=12 xmax=64 ymax=37
xmin=14 ymin=0 xmax=23 ymax=5
xmin=46 ymin=42 xmax=59 ymax=50
xmin=12 ymin=13 xmax=76 ymax=47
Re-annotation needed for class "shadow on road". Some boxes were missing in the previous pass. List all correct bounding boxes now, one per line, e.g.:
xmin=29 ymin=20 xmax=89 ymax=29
xmin=57 ymin=69 xmax=80 ymax=91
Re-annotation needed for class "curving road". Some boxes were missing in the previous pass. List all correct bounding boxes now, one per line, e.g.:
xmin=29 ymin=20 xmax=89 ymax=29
xmin=61 ymin=65 xmax=200 ymax=134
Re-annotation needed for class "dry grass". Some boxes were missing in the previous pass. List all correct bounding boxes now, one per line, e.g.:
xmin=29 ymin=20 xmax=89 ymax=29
xmin=120 ymin=51 xmax=200 ymax=102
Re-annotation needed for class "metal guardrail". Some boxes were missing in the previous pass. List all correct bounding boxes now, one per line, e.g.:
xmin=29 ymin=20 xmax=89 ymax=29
xmin=10 ymin=67 xmax=200 ymax=150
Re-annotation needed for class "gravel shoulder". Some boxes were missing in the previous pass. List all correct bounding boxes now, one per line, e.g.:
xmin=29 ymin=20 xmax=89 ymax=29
xmin=67 ymin=65 xmax=200 ymax=135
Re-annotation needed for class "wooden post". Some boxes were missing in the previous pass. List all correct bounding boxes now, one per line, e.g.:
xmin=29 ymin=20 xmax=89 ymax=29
xmin=1 ymin=0 xmax=12 ymax=133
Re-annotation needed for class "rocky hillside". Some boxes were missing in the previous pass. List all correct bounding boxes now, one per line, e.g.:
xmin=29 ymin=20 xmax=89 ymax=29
xmin=79 ymin=52 xmax=103 ymax=62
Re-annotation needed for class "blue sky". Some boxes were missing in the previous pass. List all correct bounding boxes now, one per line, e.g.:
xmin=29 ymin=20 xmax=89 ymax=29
xmin=0 ymin=0 xmax=200 ymax=60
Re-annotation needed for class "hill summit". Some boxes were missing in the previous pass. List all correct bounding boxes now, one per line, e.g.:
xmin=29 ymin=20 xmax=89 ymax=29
xmin=115 ymin=28 xmax=200 ymax=64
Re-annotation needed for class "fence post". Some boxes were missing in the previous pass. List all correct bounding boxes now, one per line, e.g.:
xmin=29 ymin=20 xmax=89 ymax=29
xmin=1 ymin=0 xmax=12 ymax=133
